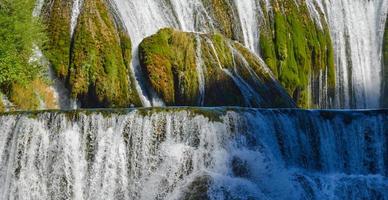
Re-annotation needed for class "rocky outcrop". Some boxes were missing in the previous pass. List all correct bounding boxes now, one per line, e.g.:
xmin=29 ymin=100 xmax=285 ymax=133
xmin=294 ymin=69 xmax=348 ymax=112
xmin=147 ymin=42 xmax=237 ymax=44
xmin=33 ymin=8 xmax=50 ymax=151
xmin=42 ymin=0 xmax=141 ymax=108
xmin=258 ymin=0 xmax=335 ymax=108
xmin=139 ymin=28 xmax=295 ymax=108
xmin=201 ymin=0 xmax=240 ymax=40
xmin=41 ymin=0 xmax=72 ymax=79
xmin=69 ymin=0 xmax=141 ymax=107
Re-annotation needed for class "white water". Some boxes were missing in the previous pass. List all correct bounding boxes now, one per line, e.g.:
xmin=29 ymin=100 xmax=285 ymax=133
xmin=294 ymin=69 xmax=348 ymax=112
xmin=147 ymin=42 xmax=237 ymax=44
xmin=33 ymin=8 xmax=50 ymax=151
xmin=317 ymin=0 xmax=388 ymax=108
xmin=35 ymin=0 xmax=388 ymax=109
xmin=0 ymin=108 xmax=386 ymax=199
xmin=202 ymin=36 xmax=294 ymax=107
xmin=206 ymin=38 xmax=261 ymax=106
xmin=110 ymin=0 xmax=210 ymax=106
xmin=70 ymin=0 xmax=84 ymax=37
xmin=32 ymin=0 xmax=45 ymax=17
xmin=0 ymin=94 xmax=13 ymax=112
xmin=30 ymin=46 xmax=75 ymax=110
xmin=109 ymin=0 xmax=281 ymax=107
xmin=233 ymin=0 xmax=260 ymax=53
xmin=195 ymin=35 xmax=206 ymax=106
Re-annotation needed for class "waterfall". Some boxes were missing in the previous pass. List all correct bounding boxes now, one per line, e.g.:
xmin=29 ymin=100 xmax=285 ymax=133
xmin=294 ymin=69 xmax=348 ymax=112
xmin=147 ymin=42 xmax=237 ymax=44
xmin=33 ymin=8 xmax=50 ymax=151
xmin=32 ymin=0 xmax=45 ymax=17
xmin=0 ymin=108 xmax=386 ymax=199
xmin=233 ymin=0 xmax=260 ymax=53
xmin=110 ymin=0 xmax=211 ymax=107
xmin=109 ymin=0 xmax=279 ymax=107
xmin=317 ymin=0 xmax=388 ymax=108
xmin=195 ymin=35 xmax=206 ymax=106
xmin=30 ymin=45 xmax=74 ymax=110
xmin=70 ymin=0 xmax=84 ymax=37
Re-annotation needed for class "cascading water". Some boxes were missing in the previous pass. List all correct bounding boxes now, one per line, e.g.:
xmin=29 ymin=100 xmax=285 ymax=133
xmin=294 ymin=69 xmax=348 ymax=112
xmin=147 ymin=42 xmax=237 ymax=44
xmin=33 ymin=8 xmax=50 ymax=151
xmin=317 ymin=0 xmax=388 ymax=108
xmin=0 ymin=108 xmax=386 ymax=199
xmin=30 ymin=47 xmax=75 ymax=110
xmin=195 ymin=35 xmax=206 ymax=106
xmin=233 ymin=0 xmax=260 ymax=53
xmin=108 ymin=0 xmax=277 ymax=107
xmin=109 ymin=0 xmax=212 ymax=107
xmin=33 ymin=0 xmax=388 ymax=108
xmin=32 ymin=0 xmax=45 ymax=17
xmin=70 ymin=0 xmax=84 ymax=37
xmin=7 ymin=1 xmax=387 ymax=199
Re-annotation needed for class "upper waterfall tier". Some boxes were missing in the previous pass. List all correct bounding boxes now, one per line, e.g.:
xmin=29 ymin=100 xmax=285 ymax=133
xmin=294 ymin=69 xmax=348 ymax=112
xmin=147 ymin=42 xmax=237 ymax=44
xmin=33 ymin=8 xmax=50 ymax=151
xmin=110 ymin=0 xmax=388 ymax=109
xmin=0 ymin=108 xmax=387 ymax=199
xmin=4 ymin=0 xmax=383 ymax=111
xmin=110 ymin=0 xmax=336 ymax=108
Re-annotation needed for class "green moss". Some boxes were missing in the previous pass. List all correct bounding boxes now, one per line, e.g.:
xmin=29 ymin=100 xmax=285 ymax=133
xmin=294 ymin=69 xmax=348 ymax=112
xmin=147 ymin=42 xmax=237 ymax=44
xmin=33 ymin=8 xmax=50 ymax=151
xmin=32 ymin=79 xmax=58 ymax=109
xmin=201 ymin=0 xmax=236 ymax=39
xmin=0 ymin=95 xmax=4 ymax=112
xmin=41 ymin=0 xmax=72 ymax=79
xmin=139 ymin=29 xmax=242 ymax=106
xmin=139 ymin=28 xmax=295 ymax=108
xmin=233 ymin=43 xmax=293 ymax=107
xmin=4 ymin=78 xmax=57 ymax=111
xmin=135 ymin=107 xmax=224 ymax=122
xmin=139 ymin=28 xmax=199 ymax=105
xmin=210 ymin=33 xmax=234 ymax=68
xmin=69 ymin=0 xmax=141 ymax=108
xmin=258 ymin=1 xmax=335 ymax=108
xmin=9 ymin=82 xmax=40 ymax=110
xmin=198 ymin=34 xmax=246 ymax=106
xmin=259 ymin=31 xmax=278 ymax=76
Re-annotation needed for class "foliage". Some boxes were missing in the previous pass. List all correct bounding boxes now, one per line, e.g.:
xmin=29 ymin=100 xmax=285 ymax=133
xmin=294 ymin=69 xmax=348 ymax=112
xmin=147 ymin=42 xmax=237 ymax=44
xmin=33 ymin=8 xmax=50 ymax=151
xmin=0 ymin=0 xmax=46 ymax=88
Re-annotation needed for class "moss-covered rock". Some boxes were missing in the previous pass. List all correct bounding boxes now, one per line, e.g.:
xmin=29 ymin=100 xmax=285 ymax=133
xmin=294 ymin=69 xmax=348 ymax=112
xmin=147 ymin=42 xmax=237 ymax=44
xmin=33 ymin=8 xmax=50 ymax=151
xmin=199 ymin=33 xmax=246 ymax=106
xmin=139 ymin=28 xmax=199 ymax=105
xmin=0 ymin=95 xmax=4 ymax=112
xmin=7 ymin=78 xmax=57 ymax=111
xmin=41 ymin=0 xmax=72 ymax=79
xmin=139 ymin=28 xmax=295 ymax=108
xmin=258 ymin=0 xmax=335 ymax=108
xmin=201 ymin=0 xmax=240 ymax=40
xmin=41 ymin=0 xmax=141 ymax=108
xmin=69 ymin=0 xmax=141 ymax=108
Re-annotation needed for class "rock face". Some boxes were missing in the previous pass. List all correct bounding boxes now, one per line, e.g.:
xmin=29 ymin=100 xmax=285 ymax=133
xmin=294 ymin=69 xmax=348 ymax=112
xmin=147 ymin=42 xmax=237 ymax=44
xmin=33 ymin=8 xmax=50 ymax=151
xmin=139 ymin=28 xmax=295 ymax=108
xmin=69 ymin=0 xmax=141 ymax=108
xmin=42 ymin=0 xmax=141 ymax=108
xmin=258 ymin=0 xmax=335 ymax=108
xmin=42 ymin=0 xmax=72 ymax=79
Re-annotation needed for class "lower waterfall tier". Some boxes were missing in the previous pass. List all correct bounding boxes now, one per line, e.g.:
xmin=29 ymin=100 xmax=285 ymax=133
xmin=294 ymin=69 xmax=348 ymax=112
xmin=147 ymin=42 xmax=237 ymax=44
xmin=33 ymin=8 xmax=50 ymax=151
xmin=0 ymin=108 xmax=387 ymax=199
